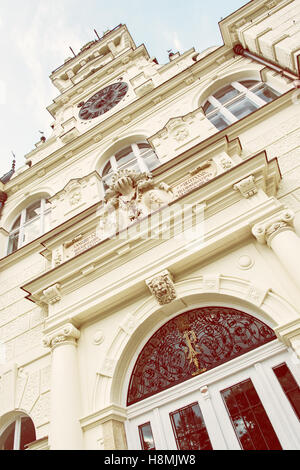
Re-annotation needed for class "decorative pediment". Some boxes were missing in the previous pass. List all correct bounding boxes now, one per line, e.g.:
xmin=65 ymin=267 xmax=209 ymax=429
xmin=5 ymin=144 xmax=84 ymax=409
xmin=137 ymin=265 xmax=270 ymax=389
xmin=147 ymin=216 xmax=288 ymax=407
xmin=49 ymin=171 xmax=102 ymax=227
xmin=148 ymin=109 xmax=217 ymax=161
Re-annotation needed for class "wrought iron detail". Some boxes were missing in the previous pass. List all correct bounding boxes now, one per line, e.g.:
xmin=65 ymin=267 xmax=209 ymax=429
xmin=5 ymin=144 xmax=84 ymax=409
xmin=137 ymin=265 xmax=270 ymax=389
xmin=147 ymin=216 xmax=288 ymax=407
xmin=127 ymin=307 xmax=276 ymax=405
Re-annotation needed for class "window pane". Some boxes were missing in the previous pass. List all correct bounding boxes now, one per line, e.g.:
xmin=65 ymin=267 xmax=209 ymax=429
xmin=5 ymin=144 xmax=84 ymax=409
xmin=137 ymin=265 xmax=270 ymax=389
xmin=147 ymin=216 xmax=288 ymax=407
xmin=2 ymin=422 xmax=15 ymax=450
xmin=8 ymin=232 xmax=19 ymax=254
xmin=139 ymin=423 xmax=156 ymax=450
xmin=170 ymin=402 xmax=212 ymax=450
xmin=137 ymin=143 xmax=151 ymax=154
xmin=203 ymin=101 xmax=216 ymax=114
xmin=22 ymin=218 xmax=41 ymax=245
xmin=221 ymin=379 xmax=282 ymax=450
xmin=11 ymin=215 xmax=21 ymax=231
xmin=213 ymin=84 xmax=240 ymax=104
xmin=227 ymin=97 xmax=258 ymax=119
xmin=20 ymin=417 xmax=36 ymax=450
xmin=273 ymin=363 xmax=300 ymax=419
xmin=253 ymin=84 xmax=280 ymax=103
xmin=115 ymin=146 xmax=135 ymax=167
xmin=102 ymin=160 xmax=112 ymax=177
xmin=240 ymin=80 xmax=259 ymax=89
xmin=144 ymin=151 xmax=160 ymax=171
xmin=209 ymin=112 xmax=230 ymax=131
xmin=25 ymin=200 xmax=42 ymax=222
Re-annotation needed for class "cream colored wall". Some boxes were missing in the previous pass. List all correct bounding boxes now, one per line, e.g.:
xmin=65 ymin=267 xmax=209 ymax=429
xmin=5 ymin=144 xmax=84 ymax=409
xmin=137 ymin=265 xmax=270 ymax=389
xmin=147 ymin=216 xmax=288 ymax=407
xmin=0 ymin=0 xmax=300 ymax=450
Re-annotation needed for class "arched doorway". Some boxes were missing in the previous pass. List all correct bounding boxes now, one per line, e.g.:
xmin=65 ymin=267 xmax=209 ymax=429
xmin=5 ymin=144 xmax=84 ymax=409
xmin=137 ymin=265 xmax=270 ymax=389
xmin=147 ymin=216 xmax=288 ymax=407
xmin=125 ymin=307 xmax=300 ymax=450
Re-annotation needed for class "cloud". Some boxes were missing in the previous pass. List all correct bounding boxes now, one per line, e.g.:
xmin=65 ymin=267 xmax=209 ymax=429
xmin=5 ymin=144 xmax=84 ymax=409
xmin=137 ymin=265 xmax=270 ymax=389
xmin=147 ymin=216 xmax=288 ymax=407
xmin=172 ymin=32 xmax=184 ymax=52
xmin=11 ymin=2 xmax=86 ymax=132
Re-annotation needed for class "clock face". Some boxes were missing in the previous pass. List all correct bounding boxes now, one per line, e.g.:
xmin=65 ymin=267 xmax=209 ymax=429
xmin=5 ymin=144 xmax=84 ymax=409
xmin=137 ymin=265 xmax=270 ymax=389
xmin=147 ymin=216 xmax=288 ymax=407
xmin=79 ymin=82 xmax=128 ymax=120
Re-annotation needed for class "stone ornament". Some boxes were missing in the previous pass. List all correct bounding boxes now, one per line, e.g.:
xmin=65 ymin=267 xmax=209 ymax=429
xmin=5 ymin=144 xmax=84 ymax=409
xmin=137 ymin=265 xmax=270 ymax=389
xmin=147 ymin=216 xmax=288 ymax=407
xmin=233 ymin=175 xmax=258 ymax=198
xmin=42 ymin=284 xmax=62 ymax=305
xmin=43 ymin=323 xmax=80 ymax=349
xmin=97 ymin=169 xmax=173 ymax=238
xmin=252 ymin=209 xmax=295 ymax=245
xmin=146 ymin=269 xmax=177 ymax=305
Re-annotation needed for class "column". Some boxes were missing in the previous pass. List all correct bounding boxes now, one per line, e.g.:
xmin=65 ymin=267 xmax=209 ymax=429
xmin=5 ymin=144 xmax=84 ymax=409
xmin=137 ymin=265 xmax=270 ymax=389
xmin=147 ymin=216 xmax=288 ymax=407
xmin=252 ymin=209 xmax=300 ymax=291
xmin=43 ymin=323 xmax=83 ymax=450
xmin=102 ymin=419 xmax=128 ymax=450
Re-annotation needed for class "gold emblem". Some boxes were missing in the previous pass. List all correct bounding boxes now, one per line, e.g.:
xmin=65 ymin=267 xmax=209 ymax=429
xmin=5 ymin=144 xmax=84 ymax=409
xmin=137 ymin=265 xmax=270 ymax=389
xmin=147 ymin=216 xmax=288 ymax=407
xmin=182 ymin=330 xmax=206 ymax=376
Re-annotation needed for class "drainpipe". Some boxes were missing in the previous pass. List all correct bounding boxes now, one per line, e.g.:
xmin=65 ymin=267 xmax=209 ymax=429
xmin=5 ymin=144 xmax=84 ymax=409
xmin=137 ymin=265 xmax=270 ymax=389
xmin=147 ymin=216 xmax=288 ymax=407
xmin=0 ymin=191 xmax=7 ymax=218
xmin=233 ymin=44 xmax=300 ymax=87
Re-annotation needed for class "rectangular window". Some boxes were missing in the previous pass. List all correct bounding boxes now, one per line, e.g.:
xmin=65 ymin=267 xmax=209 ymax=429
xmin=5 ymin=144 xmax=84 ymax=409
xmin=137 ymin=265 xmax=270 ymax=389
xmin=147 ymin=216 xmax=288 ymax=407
xmin=170 ymin=402 xmax=212 ymax=450
xmin=138 ymin=422 xmax=156 ymax=450
xmin=221 ymin=378 xmax=282 ymax=450
xmin=273 ymin=363 xmax=300 ymax=420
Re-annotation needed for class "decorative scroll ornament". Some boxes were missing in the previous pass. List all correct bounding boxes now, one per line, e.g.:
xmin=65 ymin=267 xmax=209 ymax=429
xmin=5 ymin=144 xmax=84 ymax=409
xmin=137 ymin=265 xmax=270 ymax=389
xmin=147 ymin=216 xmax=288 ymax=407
xmin=146 ymin=270 xmax=177 ymax=305
xmin=43 ymin=323 xmax=80 ymax=349
xmin=233 ymin=175 xmax=258 ymax=198
xmin=127 ymin=307 xmax=276 ymax=405
xmin=42 ymin=284 xmax=61 ymax=305
xmin=252 ymin=210 xmax=295 ymax=245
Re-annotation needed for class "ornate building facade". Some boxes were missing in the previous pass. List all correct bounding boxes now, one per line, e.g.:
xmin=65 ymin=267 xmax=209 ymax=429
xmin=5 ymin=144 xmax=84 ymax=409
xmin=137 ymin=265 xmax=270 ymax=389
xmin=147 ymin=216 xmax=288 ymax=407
xmin=0 ymin=0 xmax=300 ymax=450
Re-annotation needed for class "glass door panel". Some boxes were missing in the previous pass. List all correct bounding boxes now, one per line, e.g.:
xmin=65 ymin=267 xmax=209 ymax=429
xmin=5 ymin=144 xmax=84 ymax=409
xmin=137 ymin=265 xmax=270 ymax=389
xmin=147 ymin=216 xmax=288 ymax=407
xmin=221 ymin=378 xmax=282 ymax=450
xmin=170 ymin=402 xmax=212 ymax=450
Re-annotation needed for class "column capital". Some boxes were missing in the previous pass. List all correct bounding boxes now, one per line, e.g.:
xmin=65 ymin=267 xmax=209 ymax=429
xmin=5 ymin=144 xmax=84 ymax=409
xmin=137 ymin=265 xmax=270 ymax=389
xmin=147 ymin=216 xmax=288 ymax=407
xmin=43 ymin=323 xmax=80 ymax=350
xmin=252 ymin=209 xmax=295 ymax=245
xmin=275 ymin=319 xmax=300 ymax=358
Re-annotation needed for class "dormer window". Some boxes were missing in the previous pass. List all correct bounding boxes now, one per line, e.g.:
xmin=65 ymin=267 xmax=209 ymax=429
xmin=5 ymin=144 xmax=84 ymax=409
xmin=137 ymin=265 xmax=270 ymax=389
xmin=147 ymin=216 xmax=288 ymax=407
xmin=100 ymin=142 xmax=160 ymax=191
xmin=203 ymin=80 xmax=281 ymax=131
xmin=7 ymin=199 xmax=51 ymax=254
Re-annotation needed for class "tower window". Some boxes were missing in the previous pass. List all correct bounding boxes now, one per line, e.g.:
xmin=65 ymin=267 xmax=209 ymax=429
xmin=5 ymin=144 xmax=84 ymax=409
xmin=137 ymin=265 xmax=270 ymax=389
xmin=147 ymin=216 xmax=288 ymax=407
xmin=7 ymin=199 xmax=51 ymax=254
xmin=100 ymin=142 xmax=160 ymax=192
xmin=203 ymin=80 xmax=281 ymax=131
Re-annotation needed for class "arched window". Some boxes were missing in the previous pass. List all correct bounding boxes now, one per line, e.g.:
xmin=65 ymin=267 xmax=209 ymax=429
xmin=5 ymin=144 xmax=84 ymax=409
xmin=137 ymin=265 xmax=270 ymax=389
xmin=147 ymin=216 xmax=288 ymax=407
xmin=7 ymin=198 xmax=51 ymax=255
xmin=0 ymin=414 xmax=36 ymax=450
xmin=203 ymin=80 xmax=281 ymax=130
xmin=100 ymin=142 xmax=160 ymax=191
xmin=127 ymin=307 xmax=276 ymax=406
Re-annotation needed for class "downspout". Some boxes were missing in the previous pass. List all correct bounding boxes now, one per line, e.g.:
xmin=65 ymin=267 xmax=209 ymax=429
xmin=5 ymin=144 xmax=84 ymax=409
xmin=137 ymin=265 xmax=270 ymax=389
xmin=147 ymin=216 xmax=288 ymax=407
xmin=233 ymin=44 xmax=300 ymax=86
xmin=0 ymin=191 xmax=7 ymax=218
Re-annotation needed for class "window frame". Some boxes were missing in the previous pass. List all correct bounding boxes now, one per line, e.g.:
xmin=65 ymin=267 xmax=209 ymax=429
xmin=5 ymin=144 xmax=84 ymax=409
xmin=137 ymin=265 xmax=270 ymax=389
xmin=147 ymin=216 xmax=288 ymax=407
xmin=7 ymin=198 xmax=51 ymax=254
xmin=203 ymin=80 xmax=281 ymax=130
xmin=0 ymin=414 xmax=36 ymax=451
xmin=100 ymin=141 xmax=160 ymax=192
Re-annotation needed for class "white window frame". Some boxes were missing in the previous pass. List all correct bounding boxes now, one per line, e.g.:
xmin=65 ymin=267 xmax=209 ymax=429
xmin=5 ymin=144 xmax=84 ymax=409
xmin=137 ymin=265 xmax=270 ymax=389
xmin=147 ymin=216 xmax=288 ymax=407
xmin=204 ymin=80 xmax=282 ymax=128
xmin=100 ymin=142 xmax=160 ymax=194
xmin=8 ymin=198 xmax=51 ymax=254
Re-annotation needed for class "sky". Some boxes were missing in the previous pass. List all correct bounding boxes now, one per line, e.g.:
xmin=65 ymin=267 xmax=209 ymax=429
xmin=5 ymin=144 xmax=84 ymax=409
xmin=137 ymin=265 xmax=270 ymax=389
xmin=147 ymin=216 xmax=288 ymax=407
xmin=0 ymin=0 xmax=248 ymax=177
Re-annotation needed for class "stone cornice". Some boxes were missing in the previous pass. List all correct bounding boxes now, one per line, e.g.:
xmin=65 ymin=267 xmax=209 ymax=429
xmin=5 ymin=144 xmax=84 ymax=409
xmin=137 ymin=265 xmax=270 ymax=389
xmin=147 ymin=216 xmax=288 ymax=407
xmin=219 ymin=0 xmax=292 ymax=47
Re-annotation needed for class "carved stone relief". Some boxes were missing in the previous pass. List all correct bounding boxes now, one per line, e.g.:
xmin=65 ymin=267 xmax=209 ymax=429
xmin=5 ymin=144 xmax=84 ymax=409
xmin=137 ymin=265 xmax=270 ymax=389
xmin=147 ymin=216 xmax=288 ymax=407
xmin=146 ymin=269 xmax=177 ymax=305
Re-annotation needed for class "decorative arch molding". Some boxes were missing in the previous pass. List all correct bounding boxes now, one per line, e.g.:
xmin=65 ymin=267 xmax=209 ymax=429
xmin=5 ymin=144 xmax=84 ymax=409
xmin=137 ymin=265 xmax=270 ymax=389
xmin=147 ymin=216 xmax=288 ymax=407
xmin=92 ymin=274 xmax=300 ymax=412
